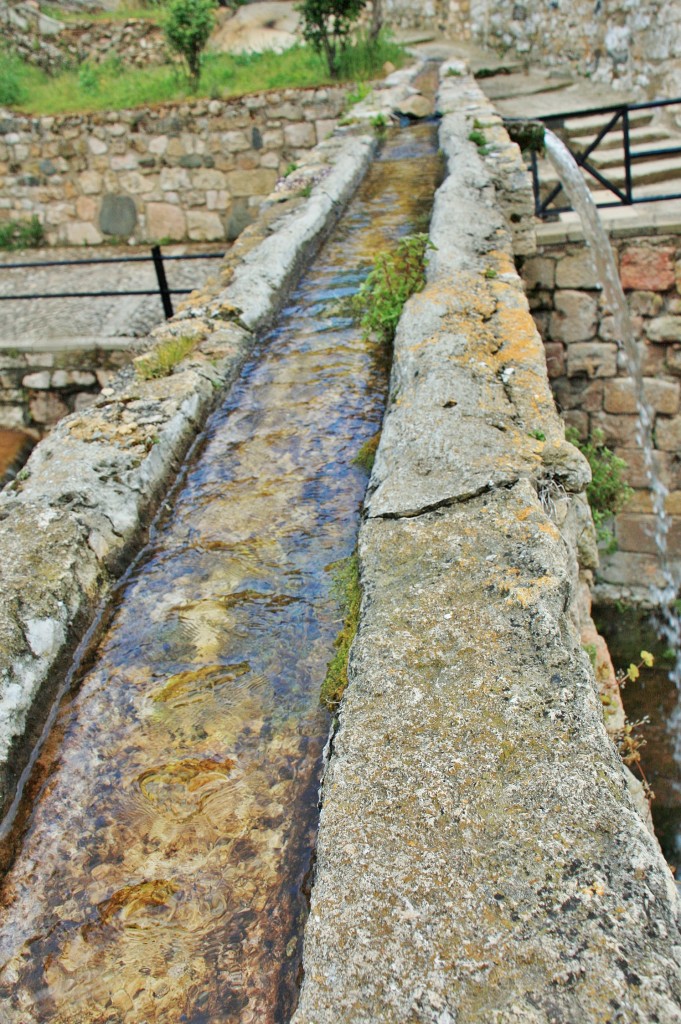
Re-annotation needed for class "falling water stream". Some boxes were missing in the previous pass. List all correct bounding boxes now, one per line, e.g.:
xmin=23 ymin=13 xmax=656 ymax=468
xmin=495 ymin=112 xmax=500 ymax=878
xmin=0 ymin=124 xmax=441 ymax=1024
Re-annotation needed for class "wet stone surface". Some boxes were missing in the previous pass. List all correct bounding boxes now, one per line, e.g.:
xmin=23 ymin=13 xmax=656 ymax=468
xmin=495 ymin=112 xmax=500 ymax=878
xmin=0 ymin=125 xmax=442 ymax=1024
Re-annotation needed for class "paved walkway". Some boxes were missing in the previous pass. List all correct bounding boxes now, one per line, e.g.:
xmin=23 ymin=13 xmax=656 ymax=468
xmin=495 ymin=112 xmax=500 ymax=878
xmin=0 ymin=243 xmax=227 ymax=347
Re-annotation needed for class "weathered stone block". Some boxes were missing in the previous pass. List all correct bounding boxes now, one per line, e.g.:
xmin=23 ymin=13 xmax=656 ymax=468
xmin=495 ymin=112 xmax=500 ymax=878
xmin=51 ymin=370 xmax=96 ymax=389
xmin=604 ymin=378 xmax=680 ymax=415
xmin=99 ymin=194 xmax=137 ymax=237
xmin=647 ymin=315 xmax=681 ymax=343
xmin=628 ymin=290 xmax=664 ymax=317
xmin=28 ymin=391 xmax=69 ymax=425
xmin=226 ymin=168 xmax=277 ymax=197
xmin=145 ymin=201 xmax=186 ymax=240
xmin=63 ymin=221 xmax=103 ymax=245
xmin=590 ymin=411 xmax=639 ymax=446
xmin=186 ymin=209 xmax=224 ymax=241
xmin=522 ymin=254 xmax=555 ymax=290
xmin=555 ymin=249 xmax=598 ymax=289
xmin=160 ymin=166 xmax=191 ymax=191
xmin=192 ymin=169 xmax=227 ymax=191
xmin=109 ymin=154 xmax=138 ymax=172
xmin=87 ymin=136 xmax=108 ymax=156
xmin=614 ymin=446 xmax=672 ymax=489
xmin=543 ymin=341 xmax=565 ymax=378
xmin=79 ymin=169 xmax=102 ymax=195
xmin=23 ymin=371 xmax=51 ymax=390
xmin=550 ymin=290 xmax=598 ymax=342
xmin=284 ymin=122 xmax=317 ymax=149
xmin=620 ymin=246 xmax=675 ymax=291
xmin=566 ymin=341 xmax=618 ymax=378
xmin=656 ymin=414 xmax=681 ymax=451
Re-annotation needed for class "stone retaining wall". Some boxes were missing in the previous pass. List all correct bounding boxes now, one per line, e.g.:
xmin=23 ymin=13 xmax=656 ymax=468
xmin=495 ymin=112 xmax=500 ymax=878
xmin=0 ymin=342 xmax=136 ymax=431
xmin=0 ymin=1 xmax=167 ymax=73
xmin=0 ymin=86 xmax=350 ymax=246
xmin=293 ymin=63 xmax=681 ymax=1024
xmin=524 ymin=232 xmax=681 ymax=602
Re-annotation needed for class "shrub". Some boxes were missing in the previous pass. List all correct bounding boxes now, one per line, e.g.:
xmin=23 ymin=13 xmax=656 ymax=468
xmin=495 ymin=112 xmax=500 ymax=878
xmin=297 ymin=0 xmax=367 ymax=77
xmin=164 ymin=0 xmax=217 ymax=88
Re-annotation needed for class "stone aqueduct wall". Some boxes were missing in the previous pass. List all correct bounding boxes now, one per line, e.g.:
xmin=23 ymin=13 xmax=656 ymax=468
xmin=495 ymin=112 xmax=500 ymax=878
xmin=0 ymin=87 xmax=349 ymax=246
xmin=524 ymin=234 xmax=681 ymax=601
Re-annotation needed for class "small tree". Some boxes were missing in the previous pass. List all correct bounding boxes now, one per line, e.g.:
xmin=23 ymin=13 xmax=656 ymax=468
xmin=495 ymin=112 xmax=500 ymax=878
xmin=297 ymin=0 xmax=368 ymax=77
xmin=165 ymin=0 xmax=217 ymax=89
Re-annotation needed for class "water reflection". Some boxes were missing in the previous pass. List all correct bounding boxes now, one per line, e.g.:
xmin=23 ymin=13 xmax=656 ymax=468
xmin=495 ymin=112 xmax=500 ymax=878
xmin=0 ymin=125 xmax=441 ymax=1024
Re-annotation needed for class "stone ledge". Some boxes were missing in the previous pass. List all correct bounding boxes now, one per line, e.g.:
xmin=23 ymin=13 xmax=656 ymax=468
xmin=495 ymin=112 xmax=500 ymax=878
xmin=293 ymin=64 xmax=681 ymax=1024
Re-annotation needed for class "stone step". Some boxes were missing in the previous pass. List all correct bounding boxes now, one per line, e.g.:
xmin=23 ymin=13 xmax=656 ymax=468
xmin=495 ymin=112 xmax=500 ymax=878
xmin=583 ymin=137 xmax=679 ymax=170
xmin=571 ymin=124 xmax=673 ymax=153
xmin=563 ymin=108 xmax=654 ymax=138
xmin=539 ymin=153 xmax=681 ymax=196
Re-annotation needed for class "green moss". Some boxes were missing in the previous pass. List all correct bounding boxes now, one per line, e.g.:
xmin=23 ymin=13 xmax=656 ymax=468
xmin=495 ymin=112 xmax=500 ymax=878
xmin=353 ymin=432 xmax=381 ymax=473
xmin=321 ymin=553 xmax=361 ymax=710
xmin=135 ymin=335 xmax=197 ymax=380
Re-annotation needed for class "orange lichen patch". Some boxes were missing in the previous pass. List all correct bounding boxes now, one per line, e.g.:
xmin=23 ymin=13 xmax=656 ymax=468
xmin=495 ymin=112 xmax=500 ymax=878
xmin=492 ymin=301 xmax=545 ymax=367
xmin=151 ymin=662 xmax=251 ymax=706
xmin=97 ymin=879 xmax=179 ymax=925
xmin=538 ymin=521 xmax=561 ymax=540
xmin=486 ymin=249 xmax=516 ymax=277
xmin=501 ymin=575 xmax=555 ymax=608
xmin=516 ymin=507 xmax=534 ymax=522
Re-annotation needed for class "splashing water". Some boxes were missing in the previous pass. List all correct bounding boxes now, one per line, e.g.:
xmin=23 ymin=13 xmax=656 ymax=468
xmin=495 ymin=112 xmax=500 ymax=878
xmin=544 ymin=130 xmax=681 ymax=674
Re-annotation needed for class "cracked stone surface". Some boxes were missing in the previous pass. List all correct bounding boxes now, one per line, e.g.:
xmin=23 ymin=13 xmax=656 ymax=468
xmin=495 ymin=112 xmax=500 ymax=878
xmin=293 ymin=65 xmax=681 ymax=1024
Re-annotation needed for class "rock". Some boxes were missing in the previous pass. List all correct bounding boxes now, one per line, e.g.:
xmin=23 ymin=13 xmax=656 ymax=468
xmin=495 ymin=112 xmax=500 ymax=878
xmin=99 ymin=194 xmax=137 ymax=237
xmin=394 ymin=93 xmax=432 ymax=119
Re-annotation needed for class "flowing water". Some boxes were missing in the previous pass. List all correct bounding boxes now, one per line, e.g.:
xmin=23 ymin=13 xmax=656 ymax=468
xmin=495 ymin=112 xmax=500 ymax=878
xmin=0 ymin=124 xmax=441 ymax=1024
xmin=545 ymin=131 xmax=680 ymax=651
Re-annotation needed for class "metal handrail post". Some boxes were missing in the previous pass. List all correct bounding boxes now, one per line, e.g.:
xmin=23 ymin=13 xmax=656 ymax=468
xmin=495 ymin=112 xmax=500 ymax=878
xmin=622 ymin=108 xmax=633 ymax=204
xmin=151 ymin=245 xmax=174 ymax=319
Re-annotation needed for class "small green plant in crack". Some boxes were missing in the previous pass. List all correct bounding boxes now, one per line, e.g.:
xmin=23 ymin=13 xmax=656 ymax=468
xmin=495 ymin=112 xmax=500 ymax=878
xmin=283 ymin=162 xmax=298 ymax=177
xmin=566 ymin=427 xmax=633 ymax=552
xmin=135 ymin=335 xmax=198 ymax=380
xmin=370 ymin=112 xmax=388 ymax=131
xmin=321 ymin=553 xmax=361 ymax=710
xmin=484 ymin=267 xmax=498 ymax=279
xmin=350 ymin=233 xmax=435 ymax=345
xmin=529 ymin=428 xmax=546 ymax=441
xmin=353 ymin=431 xmax=381 ymax=472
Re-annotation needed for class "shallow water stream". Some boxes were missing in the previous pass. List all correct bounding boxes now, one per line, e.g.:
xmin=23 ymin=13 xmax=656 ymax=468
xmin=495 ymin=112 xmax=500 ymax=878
xmin=0 ymin=125 xmax=441 ymax=1024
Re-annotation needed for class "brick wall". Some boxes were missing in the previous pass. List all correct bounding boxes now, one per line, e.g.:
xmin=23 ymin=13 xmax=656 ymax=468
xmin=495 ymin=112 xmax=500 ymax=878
xmin=522 ymin=235 xmax=681 ymax=598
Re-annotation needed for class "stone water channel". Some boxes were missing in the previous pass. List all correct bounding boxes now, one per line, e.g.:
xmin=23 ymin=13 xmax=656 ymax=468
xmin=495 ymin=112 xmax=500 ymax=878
xmin=0 ymin=124 xmax=441 ymax=1023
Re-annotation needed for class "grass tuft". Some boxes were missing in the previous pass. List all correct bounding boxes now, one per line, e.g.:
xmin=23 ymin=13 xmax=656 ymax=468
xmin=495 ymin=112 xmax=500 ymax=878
xmin=135 ymin=335 xmax=197 ymax=379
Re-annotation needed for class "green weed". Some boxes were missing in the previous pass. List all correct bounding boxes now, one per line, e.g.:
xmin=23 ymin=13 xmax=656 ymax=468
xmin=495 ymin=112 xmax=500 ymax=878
xmin=566 ymin=427 xmax=633 ymax=552
xmin=351 ymin=233 xmax=435 ymax=345
xmin=0 ymin=216 xmax=45 ymax=250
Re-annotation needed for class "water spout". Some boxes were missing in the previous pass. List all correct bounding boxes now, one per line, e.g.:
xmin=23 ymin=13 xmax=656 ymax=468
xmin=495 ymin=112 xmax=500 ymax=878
xmin=543 ymin=130 xmax=680 ymax=666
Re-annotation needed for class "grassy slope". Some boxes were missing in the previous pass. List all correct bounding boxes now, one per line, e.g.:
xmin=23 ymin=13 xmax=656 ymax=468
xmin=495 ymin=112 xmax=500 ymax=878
xmin=2 ymin=36 xmax=405 ymax=116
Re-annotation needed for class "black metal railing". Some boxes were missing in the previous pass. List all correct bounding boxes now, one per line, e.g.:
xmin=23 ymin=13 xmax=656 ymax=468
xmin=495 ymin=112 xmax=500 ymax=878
xmin=523 ymin=97 xmax=681 ymax=218
xmin=0 ymin=245 xmax=226 ymax=319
